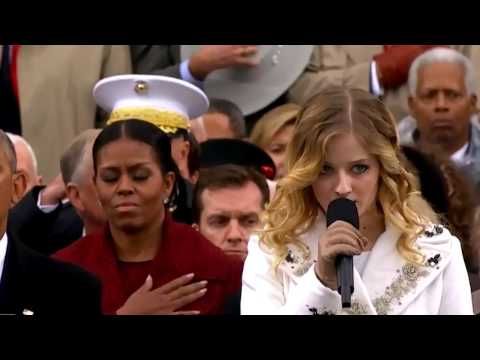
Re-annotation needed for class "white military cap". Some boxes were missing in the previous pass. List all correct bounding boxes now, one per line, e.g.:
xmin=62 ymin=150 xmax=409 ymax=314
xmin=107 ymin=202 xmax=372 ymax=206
xmin=93 ymin=74 xmax=209 ymax=134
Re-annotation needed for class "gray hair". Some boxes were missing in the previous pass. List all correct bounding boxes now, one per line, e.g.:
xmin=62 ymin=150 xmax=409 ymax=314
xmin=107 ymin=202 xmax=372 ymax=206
xmin=60 ymin=129 xmax=101 ymax=185
xmin=408 ymin=47 xmax=477 ymax=97
xmin=6 ymin=133 xmax=38 ymax=175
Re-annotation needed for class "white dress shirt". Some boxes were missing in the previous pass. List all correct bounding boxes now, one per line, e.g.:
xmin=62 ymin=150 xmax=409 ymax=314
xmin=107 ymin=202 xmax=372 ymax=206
xmin=0 ymin=232 xmax=8 ymax=287
xmin=451 ymin=142 xmax=469 ymax=166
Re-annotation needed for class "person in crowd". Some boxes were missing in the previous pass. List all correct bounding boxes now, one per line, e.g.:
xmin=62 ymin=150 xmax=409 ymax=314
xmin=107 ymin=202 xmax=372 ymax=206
xmin=401 ymin=146 xmax=480 ymax=288
xmin=0 ymin=45 xmax=131 ymax=181
xmin=193 ymin=164 xmax=269 ymax=261
xmin=130 ymin=45 xmax=258 ymax=84
xmin=287 ymin=45 xmax=480 ymax=121
xmin=241 ymin=87 xmax=473 ymax=315
xmin=402 ymin=47 xmax=480 ymax=194
xmin=8 ymin=130 xmax=105 ymax=255
xmin=0 ymin=129 xmax=102 ymax=315
xmin=6 ymin=133 xmax=42 ymax=198
xmin=95 ymin=74 xmax=212 ymax=224
xmin=54 ymin=76 xmax=243 ymax=315
xmin=250 ymin=103 xmax=300 ymax=180
xmin=190 ymin=98 xmax=246 ymax=143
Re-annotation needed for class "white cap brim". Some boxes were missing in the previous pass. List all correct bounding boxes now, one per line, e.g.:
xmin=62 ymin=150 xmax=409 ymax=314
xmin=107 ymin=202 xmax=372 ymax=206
xmin=93 ymin=75 xmax=209 ymax=120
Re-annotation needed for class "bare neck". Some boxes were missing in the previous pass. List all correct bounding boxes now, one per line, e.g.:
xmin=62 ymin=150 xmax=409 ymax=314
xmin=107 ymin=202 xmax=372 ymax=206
xmin=359 ymin=208 xmax=385 ymax=251
xmin=110 ymin=217 xmax=164 ymax=262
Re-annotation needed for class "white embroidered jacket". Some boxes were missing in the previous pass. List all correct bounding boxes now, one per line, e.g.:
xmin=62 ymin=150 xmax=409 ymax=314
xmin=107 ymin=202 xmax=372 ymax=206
xmin=241 ymin=218 xmax=473 ymax=315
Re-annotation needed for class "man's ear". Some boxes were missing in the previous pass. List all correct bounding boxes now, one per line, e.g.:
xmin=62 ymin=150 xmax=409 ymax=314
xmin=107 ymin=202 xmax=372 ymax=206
xmin=192 ymin=223 xmax=200 ymax=232
xmin=182 ymin=140 xmax=190 ymax=162
xmin=65 ymin=183 xmax=84 ymax=212
xmin=470 ymin=94 xmax=478 ymax=113
xmin=11 ymin=170 xmax=28 ymax=206
xmin=164 ymin=172 xmax=176 ymax=198
xmin=190 ymin=117 xmax=207 ymax=143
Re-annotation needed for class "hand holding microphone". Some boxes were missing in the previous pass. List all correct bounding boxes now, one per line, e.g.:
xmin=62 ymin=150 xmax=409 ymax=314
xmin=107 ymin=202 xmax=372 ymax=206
xmin=314 ymin=198 xmax=367 ymax=307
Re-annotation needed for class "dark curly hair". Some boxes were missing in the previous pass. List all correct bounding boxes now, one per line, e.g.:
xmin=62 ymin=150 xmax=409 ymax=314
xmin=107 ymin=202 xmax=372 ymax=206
xmin=402 ymin=145 xmax=478 ymax=272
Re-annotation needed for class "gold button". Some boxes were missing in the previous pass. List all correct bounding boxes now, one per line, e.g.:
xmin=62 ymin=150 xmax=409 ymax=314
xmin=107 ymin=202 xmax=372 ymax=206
xmin=134 ymin=81 xmax=148 ymax=94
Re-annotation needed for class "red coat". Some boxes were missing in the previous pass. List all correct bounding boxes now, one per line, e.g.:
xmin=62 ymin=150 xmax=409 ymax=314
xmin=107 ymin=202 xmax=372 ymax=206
xmin=53 ymin=214 xmax=243 ymax=314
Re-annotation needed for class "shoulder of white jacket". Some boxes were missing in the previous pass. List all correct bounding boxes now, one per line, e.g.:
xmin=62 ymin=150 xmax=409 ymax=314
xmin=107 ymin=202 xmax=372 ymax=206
xmin=247 ymin=234 xmax=277 ymax=258
xmin=416 ymin=224 xmax=458 ymax=255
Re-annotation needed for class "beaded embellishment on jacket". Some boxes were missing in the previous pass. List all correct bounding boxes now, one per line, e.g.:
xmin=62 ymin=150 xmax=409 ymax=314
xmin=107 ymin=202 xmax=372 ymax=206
xmin=285 ymin=246 xmax=314 ymax=276
xmin=306 ymin=305 xmax=335 ymax=315
xmin=341 ymin=302 xmax=369 ymax=315
xmin=371 ymin=263 xmax=430 ymax=315
xmin=302 ymin=224 xmax=446 ymax=315
xmin=367 ymin=225 xmax=445 ymax=314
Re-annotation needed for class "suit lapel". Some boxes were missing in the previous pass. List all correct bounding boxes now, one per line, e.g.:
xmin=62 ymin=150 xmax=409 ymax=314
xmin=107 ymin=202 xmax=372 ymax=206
xmin=0 ymin=235 xmax=20 ymax=314
xmin=0 ymin=233 xmax=36 ymax=315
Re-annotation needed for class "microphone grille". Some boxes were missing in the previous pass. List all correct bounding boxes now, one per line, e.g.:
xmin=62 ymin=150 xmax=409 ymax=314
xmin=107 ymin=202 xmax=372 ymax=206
xmin=326 ymin=198 xmax=359 ymax=229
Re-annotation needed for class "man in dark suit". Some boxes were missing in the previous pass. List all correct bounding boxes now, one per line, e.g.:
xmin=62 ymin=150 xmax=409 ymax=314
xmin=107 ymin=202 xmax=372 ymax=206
xmin=0 ymin=129 xmax=101 ymax=315
xmin=8 ymin=129 xmax=104 ymax=255
xmin=8 ymin=184 xmax=83 ymax=255
xmin=130 ymin=45 xmax=258 ymax=83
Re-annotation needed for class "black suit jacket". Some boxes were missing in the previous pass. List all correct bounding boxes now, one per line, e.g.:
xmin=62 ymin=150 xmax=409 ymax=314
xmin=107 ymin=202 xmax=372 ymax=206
xmin=130 ymin=45 xmax=181 ymax=77
xmin=223 ymin=290 xmax=241 ymax=315
xmin=0 ymin=231 xmax=101 ymax=315
xmin=8 ymin=186 xmax=84 ymax=255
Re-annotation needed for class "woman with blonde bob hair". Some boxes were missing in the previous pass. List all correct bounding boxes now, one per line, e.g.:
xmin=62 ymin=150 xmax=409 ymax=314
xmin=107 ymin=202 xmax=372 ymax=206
xmin=241 ymin=87 xmax=473 ymax=315
xmin=250 ymin=103 xmax=300 ymax=180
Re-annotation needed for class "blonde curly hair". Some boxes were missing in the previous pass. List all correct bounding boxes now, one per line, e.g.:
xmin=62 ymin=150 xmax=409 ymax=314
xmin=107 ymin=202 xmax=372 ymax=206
xmin=250 ymin=103 xmax=300 ymax=150
xmin=260 ymin=87 xmax=438 ymax=269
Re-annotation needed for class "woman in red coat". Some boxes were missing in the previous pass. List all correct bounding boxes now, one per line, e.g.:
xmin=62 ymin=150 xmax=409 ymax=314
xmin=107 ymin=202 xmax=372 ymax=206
xmin=54 ymin=119 xmax=243 ymax=314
